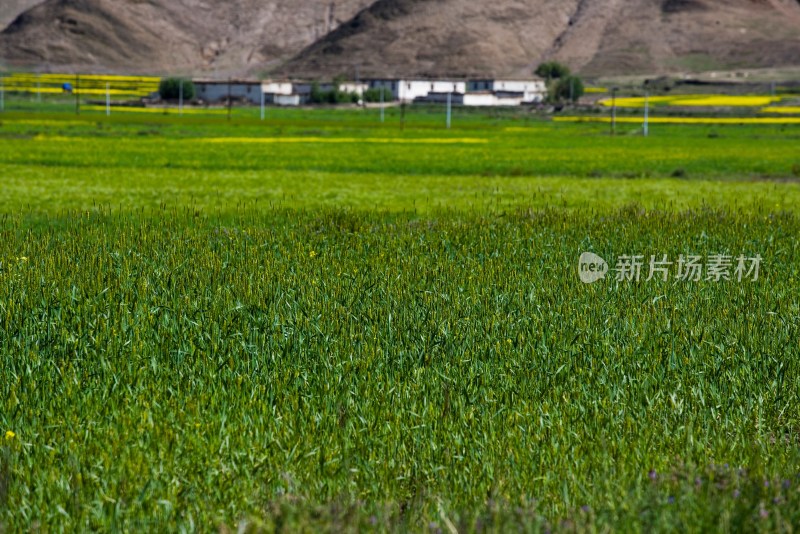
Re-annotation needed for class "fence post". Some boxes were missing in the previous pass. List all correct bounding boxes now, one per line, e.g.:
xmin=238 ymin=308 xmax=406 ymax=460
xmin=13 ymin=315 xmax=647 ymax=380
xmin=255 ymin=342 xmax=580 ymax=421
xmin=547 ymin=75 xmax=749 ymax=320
xmin=446 ymin=91 xmax=451 ymax=129
xmin=380 ymin=87 xmax=384 ymax=123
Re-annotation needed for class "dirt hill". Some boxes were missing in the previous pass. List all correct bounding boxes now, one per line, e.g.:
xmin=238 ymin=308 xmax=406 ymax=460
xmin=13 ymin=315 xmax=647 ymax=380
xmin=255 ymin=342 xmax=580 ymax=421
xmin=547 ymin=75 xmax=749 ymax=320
xmin=0 ymin=0 xmax=373 ymax=75
xmin=1 ymin=0 xmax=799 ymax=77
xmin=280 ymin=0 xmax=800 ymax=78
xmin=0 ymin=0 xmax=45 ymax=31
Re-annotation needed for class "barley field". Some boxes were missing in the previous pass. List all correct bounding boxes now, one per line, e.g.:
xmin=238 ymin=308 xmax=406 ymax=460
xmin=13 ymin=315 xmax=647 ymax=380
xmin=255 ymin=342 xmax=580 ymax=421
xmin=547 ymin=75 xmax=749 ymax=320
xmin=1 ymin=103 xmax=799 ymax=532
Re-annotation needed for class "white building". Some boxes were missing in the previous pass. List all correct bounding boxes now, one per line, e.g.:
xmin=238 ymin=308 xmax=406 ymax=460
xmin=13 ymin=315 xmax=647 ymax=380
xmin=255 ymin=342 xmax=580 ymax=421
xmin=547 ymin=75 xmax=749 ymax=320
xmin=261 ymin=81 xmax=293 ymax=96
xmin=416 ymin=91 xmax=525 ymax=107
xmin=261 ymin=80 xmax=300 ymax=106
xmin=339 ymin=82 xmax=369 ymax=96
xmin=266 ymin=93 xmax=301 ymax=106
xmin=467 ymin=79 xmax=547 ymax=103
xmin=367 ymin=79 xmax=467 ymax=103
xmin=194 ymin=79 xmax=263 ymax=104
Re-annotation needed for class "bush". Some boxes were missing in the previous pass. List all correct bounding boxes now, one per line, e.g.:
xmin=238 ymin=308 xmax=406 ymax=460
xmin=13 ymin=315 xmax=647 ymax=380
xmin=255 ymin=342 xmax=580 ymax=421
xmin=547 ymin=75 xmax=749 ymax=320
xmin=363 ymin=87 xmax=393 ymax=103
xmin=158 ymin=78 xmax=195 ymax=101
xmin=535 ymin=61 xmax=571 ymax=81
xmin=309 ymin=82 xmax=360 ymax=105
xmin=553 ymin=75 xmax=585 ymax=103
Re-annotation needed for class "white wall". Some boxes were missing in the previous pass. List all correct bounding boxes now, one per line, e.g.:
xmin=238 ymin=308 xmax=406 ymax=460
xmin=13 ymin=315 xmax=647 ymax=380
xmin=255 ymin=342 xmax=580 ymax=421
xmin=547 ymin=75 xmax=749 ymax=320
xmin=339 ymin=82 xmax=368 ymax=96
xmin=467 ymin=79 xmax=547 ymax=103
xmin=272 ymin=94 xmax=301 ymax=106
xmin=463 ymin=93 xmax=503 ymax=106
xmin=419 ymin=92 xmax=523 ymax=106
xmin=262 ymin=82 xmax=293 ymax=95
xmin=368 ymin=80 xmax=466 ymax=102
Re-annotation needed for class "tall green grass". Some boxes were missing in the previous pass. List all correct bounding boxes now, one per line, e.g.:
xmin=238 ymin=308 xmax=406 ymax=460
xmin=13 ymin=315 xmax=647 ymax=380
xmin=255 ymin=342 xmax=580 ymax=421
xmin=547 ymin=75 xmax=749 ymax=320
xmin=0 ymin=109 xmax=799 ymax=531
xmin=2 ymin=208 xmax=799 ymax=531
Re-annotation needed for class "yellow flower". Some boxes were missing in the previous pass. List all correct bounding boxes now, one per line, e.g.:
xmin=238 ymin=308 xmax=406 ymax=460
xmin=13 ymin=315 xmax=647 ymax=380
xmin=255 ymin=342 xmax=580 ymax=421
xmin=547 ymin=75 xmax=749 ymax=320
xmin=17 ymin=257 xmax=28 ymax=262
xmin=309 ymin=250 xmax=317 ymax=258
xmin=5 ymin=430 xmax=15 ymax=440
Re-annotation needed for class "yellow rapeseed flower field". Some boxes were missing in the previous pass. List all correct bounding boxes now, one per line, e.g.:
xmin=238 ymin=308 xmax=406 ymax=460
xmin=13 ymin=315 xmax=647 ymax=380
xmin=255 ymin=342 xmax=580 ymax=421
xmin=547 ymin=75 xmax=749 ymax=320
xmin=554 ymin=116 xmax=800 ymax=125
xmin=599 ymin=94 xmax=783 ymax=108
xmin=1 ymin=73 xmax=159 ymax=98
xmin=761 ymin=106 xmax=800 ymax=114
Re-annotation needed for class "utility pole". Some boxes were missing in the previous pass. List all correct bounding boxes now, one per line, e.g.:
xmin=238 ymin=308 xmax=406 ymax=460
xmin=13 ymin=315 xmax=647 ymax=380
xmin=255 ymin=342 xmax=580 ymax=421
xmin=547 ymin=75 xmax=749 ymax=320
xmin=446 ymin=91 xmax=452 ymax=129
xmin=380 ymin=86 xmax=384 ymax=123
xmin=179 ymin=79 xmax=184 ymax=116
xmin=643 ymin=91 xmax=649 ymax=137
xmin=106 ymin=83 xmax=111 ymax=116
xmin=227 ymin=77 xmax=232 ymax=121
xmin=611 ymin=87 xmax=617 ymax=135
xmin=260 ymin=88 xmax=265 ymax=121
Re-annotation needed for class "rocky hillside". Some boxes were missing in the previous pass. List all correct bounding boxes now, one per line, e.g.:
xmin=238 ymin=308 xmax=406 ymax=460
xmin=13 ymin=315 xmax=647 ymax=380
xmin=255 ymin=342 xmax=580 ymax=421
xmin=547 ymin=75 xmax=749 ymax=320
xmin=0 ymin=0 xmax=373 ymax=75
xmin=280 ymin=0 xmax=800 ymax=78
xmin=0 ymin=0 xmax=45 ymax=31
xmin=1 ymin=0 xmax=799 ymax=77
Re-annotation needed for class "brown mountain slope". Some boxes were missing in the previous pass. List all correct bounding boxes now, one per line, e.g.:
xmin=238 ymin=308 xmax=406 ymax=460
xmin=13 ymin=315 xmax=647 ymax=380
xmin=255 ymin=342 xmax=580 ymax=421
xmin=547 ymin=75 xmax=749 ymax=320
xmin=279 ymin=0 xmax=800 ymax=78
xmin=0 ymin=0 xmax=45 ymax=31
xmin=0 ymin=0 xmax=373 ymax=75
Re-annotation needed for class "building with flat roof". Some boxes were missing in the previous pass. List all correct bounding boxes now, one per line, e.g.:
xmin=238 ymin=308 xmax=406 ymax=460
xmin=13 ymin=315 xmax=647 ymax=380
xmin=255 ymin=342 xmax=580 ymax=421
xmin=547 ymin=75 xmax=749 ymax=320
xmin=194 ymin=79 xmax=263 ymax=104
xmin=467 ymin=79 xmax=547 ymax=103
xmin=367 ymin=79 xmax=467 ymax=103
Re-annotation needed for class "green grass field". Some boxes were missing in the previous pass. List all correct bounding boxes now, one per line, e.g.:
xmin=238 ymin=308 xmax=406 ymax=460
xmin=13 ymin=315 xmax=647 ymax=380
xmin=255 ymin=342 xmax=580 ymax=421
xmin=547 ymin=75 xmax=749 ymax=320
xmin=1 ymin=100 xmax=799 ymax=532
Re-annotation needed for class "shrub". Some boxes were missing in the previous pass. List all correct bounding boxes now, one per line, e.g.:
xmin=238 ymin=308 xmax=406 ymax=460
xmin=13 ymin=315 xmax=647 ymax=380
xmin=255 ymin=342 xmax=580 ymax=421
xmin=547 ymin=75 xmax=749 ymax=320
xmin=553 ymin=75 xmax=585 ymax=103
xmin=535 ymin=61 xmax=571 ymax=81
xmin=363 ymin=87 xmax=393 ymax=103
xmin=158 ymin=78 xmax=195 ymax=101
xmin=309 ymin=82 xmax=360 ymax=105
